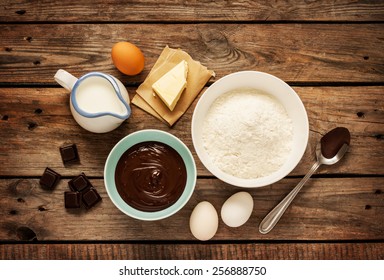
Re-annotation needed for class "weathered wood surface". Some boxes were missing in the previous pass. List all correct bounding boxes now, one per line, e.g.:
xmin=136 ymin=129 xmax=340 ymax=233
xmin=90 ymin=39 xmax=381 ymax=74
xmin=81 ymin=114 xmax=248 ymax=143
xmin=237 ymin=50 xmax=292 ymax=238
xmin=1 ymin=178 xmax=383 ymax=241
xmin=1 ymin=243 xmax=383 ymax=260
xmin=0 ymin=86 xmax=383 ymax=177
xmin=1 ymin=0 xmax=384 ymax=22
xmin=1 ymin=0 xmax=383 ymax=261
xmin=1 ymin=24 xmax=383 ymax=84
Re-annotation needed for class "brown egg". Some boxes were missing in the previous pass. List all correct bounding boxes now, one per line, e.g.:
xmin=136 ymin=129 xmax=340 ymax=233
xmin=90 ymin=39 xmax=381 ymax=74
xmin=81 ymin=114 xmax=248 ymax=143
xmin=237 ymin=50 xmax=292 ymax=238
xmin=111 ymin=42 xmax=145 ymax=75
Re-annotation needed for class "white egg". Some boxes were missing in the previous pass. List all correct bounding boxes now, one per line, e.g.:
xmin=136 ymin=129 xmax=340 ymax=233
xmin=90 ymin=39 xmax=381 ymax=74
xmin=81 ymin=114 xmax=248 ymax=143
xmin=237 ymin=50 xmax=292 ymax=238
xmin=189 ymin=201 xmax=218 ymax=241
xmin=221 ymin=191 xmax=253 ymax=227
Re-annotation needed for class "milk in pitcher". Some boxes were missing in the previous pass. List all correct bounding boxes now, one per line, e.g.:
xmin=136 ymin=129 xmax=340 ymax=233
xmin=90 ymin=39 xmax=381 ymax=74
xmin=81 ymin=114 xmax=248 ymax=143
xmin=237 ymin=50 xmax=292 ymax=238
xmin=75 ymin=76 xmax=127 ymax=115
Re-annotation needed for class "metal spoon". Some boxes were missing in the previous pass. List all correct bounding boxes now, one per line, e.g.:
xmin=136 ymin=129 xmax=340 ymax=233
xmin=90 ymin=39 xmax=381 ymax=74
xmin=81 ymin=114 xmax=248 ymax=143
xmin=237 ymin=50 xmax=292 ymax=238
xmin=259 ymin=127 xmax=350 ymax=234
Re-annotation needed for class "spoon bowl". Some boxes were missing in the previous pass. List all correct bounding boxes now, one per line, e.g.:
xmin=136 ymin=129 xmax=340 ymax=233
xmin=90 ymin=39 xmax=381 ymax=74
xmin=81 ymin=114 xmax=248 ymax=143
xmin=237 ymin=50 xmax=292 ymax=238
xmin=317 ymin=142 xmax=349 ymax=166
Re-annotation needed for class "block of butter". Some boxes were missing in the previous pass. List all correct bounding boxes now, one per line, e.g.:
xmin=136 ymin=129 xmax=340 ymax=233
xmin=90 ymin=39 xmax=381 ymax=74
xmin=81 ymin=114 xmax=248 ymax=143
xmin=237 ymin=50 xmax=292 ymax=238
xmin=152 ymin=60 xmax=188 ymax=111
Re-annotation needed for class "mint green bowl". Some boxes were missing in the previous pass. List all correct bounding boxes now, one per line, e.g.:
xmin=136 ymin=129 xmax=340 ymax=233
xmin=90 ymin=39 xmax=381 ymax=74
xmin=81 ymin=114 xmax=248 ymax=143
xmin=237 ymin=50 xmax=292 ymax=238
xmin=104 ymin=129 xmax=197 ymax=221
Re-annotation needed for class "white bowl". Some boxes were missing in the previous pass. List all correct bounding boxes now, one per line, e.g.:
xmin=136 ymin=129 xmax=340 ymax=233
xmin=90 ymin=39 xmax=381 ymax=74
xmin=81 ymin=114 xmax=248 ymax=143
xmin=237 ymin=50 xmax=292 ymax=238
xmin=191 ymin=71 xmax=309 ymax=188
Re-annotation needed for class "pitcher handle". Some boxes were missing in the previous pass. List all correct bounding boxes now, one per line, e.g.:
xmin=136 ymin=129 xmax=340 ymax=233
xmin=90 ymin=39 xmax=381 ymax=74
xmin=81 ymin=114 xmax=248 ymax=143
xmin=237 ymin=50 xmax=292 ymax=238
xmin=54 ymin=69 xmax=78 ymax=92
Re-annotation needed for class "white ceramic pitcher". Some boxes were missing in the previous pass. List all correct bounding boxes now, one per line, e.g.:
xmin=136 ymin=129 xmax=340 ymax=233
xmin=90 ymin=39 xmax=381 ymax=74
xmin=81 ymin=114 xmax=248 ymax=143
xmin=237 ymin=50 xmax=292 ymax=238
xmin=54 ymin=69 xmax=131 ymax=133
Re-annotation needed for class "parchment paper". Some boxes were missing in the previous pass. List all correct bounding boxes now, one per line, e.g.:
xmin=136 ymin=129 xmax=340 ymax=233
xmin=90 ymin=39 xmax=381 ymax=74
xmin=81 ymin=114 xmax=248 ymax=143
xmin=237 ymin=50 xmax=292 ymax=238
xmin=133 ymin=46 xmax=215 ymax=126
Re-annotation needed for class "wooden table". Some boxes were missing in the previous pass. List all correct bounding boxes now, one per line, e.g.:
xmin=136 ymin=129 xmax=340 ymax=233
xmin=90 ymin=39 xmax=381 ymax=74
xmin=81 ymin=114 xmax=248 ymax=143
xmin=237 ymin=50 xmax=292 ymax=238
xmin=1 ymin=1 xmax=383 ymax=260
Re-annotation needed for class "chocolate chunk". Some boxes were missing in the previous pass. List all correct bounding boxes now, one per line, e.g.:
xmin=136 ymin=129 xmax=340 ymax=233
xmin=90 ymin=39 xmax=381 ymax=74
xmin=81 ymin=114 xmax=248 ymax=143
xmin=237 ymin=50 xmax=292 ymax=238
xmin=66 ymin=173 xmax=101 ymax=209
xmin=39 ymin=167 xmax=61 ymax=190
xmin=82 ymin=188 xmax=102 ymax=209
xmin=64 ymin=191 xmax=82 ymax=208
xmin=60 ymin=144 xmax=79 ymax=164
xmin=68 ymin=173 xmax=91 ymax=192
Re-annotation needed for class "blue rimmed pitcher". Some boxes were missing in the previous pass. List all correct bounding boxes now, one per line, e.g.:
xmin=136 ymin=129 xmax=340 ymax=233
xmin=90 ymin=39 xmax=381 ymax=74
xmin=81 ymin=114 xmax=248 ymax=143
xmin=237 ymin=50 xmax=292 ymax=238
xmin=54 ymin=69 xmax=131 ymax=133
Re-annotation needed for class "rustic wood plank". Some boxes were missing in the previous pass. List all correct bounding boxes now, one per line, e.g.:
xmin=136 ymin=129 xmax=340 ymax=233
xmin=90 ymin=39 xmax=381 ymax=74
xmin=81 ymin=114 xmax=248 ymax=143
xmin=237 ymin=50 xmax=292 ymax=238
xmin=0 ymin=86 xmax=383 ymax=177
xmin=1 ymin=178 xmax=383 ymax=241
xmin=1 ymin=0 xmax=381 ymax=263
xmin=1 ymin=0 xmax=384 ymax=22
xmin=1 ymin=24 xmax=383 ymax=84
xmin=0 ymin=242 xmax=383 ymax=260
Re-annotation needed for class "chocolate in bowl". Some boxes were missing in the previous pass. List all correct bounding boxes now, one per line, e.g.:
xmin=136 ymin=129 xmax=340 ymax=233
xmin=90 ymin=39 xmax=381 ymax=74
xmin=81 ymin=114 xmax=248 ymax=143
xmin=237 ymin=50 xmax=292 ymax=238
xmin=114 ymin=141 xmax=187 ymax=212
xmin=104 ymin=129 xmax=196 ymax=221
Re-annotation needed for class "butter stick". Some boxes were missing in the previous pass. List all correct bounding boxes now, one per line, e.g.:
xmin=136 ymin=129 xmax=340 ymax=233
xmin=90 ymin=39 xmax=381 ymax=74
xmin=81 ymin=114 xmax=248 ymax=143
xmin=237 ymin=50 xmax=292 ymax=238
xmin=152 ymin=60 xmax=188 ymax=111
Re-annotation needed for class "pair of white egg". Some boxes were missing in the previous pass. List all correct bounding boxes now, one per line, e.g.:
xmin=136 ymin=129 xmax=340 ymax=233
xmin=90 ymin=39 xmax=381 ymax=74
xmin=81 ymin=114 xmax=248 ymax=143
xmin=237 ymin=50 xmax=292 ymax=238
xmin=189 ymin=191 xmax=253 ymax=241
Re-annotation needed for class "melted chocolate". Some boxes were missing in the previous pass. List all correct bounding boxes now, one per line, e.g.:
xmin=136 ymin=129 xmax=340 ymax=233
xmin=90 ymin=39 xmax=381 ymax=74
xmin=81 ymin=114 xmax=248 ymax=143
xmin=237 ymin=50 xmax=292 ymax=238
xmin=115 ymin=141 xmax=187 ymax=212
xmin=321 ymin=127 xmax=351 ymax=159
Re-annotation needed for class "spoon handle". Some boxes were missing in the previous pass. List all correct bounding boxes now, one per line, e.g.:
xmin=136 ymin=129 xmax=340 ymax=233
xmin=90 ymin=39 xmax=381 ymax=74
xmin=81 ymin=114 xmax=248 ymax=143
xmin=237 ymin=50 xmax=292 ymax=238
xmin=259 ymin=160 xmax=322 ymax=234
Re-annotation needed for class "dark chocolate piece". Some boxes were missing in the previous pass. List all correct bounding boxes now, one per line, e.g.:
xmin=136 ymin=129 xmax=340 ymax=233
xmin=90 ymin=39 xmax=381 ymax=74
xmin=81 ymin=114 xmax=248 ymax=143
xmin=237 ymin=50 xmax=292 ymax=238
xmin=66 ymin=173 xmax=101 ymax=209
xmin=39 ymin=167 xmax=61 ymax=190
xmin=64 ymin=191 xmax=82 ymax=208
xmin=82 ymin=188 xmax=102 ymax=209
xmin=68 ymin=173 xmax=90 ymax=192
xmin=60 ymin=144 xmax=79 ymax=164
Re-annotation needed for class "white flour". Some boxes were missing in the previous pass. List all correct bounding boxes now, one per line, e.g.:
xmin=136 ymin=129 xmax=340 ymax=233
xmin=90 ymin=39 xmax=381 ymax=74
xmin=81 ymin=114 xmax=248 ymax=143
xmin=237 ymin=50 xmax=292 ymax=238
xmin=202 ymin=88 xmax=293 ymax=179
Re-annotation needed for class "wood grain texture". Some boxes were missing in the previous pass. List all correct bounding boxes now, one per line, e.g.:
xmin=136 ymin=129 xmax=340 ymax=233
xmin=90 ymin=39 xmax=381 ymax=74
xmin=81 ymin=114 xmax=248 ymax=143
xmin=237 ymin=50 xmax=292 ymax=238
xmin=1 ymin=178 xmax=383 ymax=241
xmin=0 ymin=86 xmax=383 ymax=177
xmin=1 ymin=24 xmax=383 ymax=84
xmin=1 ymin=0 xmax=383 ymax=261
xmin=1 ymin=0 xmax=384 ymax=22
xmin=0 ymin=243 xmax=383 ymax=260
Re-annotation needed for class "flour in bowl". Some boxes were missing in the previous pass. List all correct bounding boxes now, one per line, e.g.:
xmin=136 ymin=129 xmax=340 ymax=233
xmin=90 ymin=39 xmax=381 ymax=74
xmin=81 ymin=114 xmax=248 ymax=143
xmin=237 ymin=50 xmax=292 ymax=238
xmin=202 ymin=88 xmax=293 ymax=179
